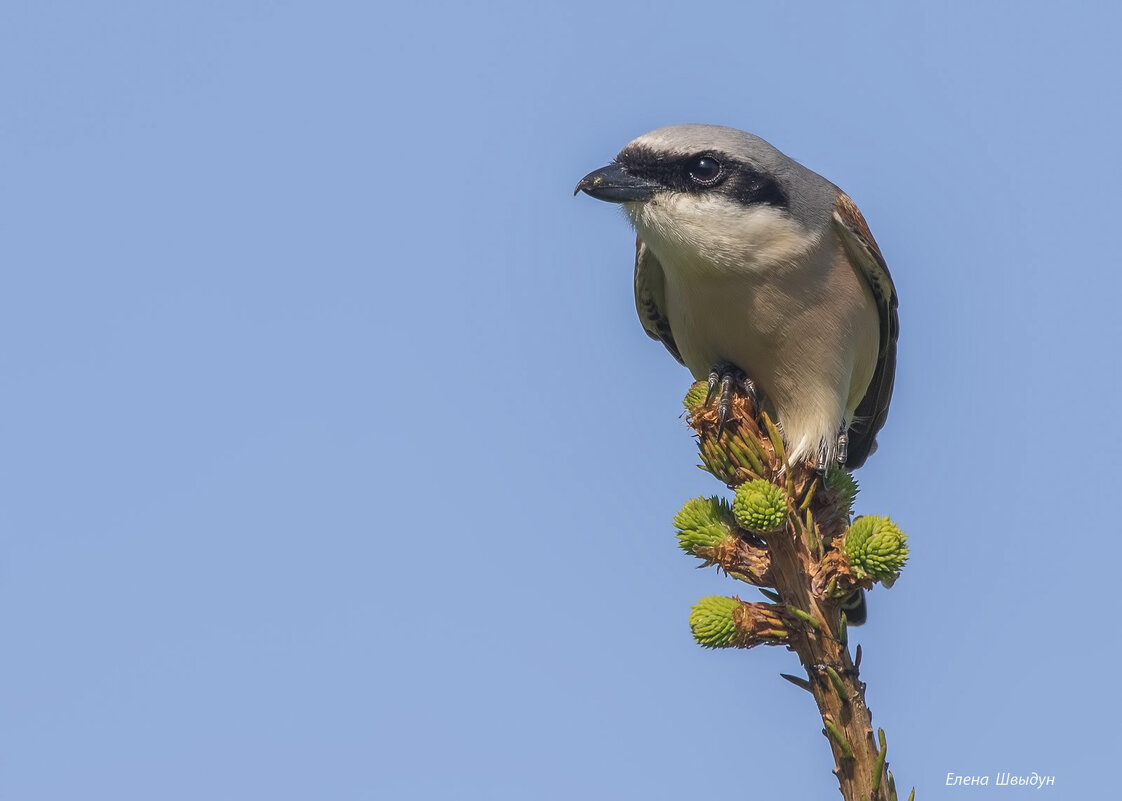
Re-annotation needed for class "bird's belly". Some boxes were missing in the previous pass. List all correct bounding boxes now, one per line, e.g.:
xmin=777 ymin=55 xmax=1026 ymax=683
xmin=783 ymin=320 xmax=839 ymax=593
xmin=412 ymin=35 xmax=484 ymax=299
xmin=661 ymin=265 xmax=876 ymax=465
xmin=665 ymin=275 xmax=785 ymax=389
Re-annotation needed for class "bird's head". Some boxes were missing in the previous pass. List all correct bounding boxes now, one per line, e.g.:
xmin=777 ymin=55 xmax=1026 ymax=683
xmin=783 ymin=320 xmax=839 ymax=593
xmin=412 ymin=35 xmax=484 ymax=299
xmin=576 ymin=124 xmax=836 ymax=272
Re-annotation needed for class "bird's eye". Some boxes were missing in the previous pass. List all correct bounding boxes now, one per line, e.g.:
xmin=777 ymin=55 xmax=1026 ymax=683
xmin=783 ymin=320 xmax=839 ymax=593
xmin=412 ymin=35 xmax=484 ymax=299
xmin=687 ymin=156 xmax=722 ymax=185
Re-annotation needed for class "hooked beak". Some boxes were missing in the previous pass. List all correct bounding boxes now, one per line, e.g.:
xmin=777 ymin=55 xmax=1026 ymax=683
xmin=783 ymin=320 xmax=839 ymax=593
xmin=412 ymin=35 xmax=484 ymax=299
xmin=574 ymin=162 xmax=658 ymax=203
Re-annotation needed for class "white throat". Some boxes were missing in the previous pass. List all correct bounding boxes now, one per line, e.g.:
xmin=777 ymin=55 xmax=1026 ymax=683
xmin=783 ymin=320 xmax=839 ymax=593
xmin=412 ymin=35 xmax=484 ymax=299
xmin=627 ymin=194 xmax=820 ymax=277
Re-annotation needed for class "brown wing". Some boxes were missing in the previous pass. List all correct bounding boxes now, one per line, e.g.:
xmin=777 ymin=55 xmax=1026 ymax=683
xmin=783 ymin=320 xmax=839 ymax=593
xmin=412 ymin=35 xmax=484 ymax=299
xmin=833 ymin=193 xmax=899 ymax=469
xmin=634 ymin=237 xmax=684 ymax=365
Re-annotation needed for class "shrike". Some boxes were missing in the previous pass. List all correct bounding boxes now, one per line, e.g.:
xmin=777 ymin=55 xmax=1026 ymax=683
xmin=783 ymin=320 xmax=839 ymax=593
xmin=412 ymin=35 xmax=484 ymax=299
xmin=576 ymin=124 xmax=898 ymax=470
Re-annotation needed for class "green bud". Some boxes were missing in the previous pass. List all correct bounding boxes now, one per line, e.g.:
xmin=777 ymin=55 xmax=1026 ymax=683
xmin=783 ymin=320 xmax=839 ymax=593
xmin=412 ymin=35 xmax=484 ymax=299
xmin=824 ymin=468 xmax=859 ymax=517
xmin=698 ymin=438 xmax=738 ymax=485
xmin=683 ymin=381 xmax=709 ymax=412
xmin=689 ymin=596 xmax=741 ymax=648
xmin=674 ymin=496 xmax=734 ymax=556
xmin=844 ymin=516 xmax=908 ymax=584
xmin=732 ymin=479 xmax=788 ymax=535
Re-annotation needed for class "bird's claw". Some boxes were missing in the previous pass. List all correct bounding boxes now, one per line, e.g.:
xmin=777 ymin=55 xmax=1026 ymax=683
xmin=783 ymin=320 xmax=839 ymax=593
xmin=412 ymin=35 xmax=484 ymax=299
xmin=816 ymin=429 xmax=850 ymax=474
xmin=706 ymin=363 xmax=757 ymax=438
xmin=705 ymin=366 xmax=722 ymax=404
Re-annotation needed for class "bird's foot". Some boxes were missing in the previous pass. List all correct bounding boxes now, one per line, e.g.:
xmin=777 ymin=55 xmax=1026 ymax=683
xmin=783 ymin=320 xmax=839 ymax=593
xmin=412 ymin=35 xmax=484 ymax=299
xmin=816 ymin=429 xmax=850 ymax=474
xmin=705 ymin=363 xmax=758 ymax=438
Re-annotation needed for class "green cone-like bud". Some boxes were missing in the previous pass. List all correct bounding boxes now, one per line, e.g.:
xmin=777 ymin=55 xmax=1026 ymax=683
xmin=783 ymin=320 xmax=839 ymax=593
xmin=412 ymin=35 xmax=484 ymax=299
xmin=696 ymin=439 xmax=735 ymax=485
xmin=844 ymin=516 xmax=908 ymax=584
xmin=825 ymin=468 xmax=859 ymax=517
xmin=689 ymin=596 xmax=741 ymax=648
xmin=683 ymin=381 xmax=709 ymax=413
xmin=732 ymin=479 xmax=788 ymax=535
xmin=674 ymin=496 xmax=735 ymax=556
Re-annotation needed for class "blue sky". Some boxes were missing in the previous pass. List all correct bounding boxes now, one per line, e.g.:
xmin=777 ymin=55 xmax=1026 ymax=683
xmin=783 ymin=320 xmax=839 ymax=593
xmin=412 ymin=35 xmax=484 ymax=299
xmin=3 ymin=2 xmax=1119 ymax=798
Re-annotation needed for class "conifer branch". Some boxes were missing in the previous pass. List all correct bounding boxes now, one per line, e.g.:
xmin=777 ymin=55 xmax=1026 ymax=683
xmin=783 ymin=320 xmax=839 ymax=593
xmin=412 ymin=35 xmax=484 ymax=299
xmin=678 ymin=382 xmax=912 ymax=801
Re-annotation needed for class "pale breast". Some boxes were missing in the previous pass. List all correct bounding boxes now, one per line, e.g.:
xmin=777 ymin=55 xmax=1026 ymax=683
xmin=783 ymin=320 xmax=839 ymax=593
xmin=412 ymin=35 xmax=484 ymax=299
xmin=658 ymin=240 xmax=880 ymax=464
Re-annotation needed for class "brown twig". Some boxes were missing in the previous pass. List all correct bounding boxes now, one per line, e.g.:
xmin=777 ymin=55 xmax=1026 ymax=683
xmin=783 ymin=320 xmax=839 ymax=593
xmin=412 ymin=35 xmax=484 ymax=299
xmin=685 ymin=383 xmax=904 ymax=801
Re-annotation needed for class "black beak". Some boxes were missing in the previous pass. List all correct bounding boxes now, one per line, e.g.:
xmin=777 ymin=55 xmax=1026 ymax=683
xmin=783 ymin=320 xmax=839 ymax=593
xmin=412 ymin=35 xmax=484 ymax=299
xmin=574 ymin=162 xmax=657 ymax=203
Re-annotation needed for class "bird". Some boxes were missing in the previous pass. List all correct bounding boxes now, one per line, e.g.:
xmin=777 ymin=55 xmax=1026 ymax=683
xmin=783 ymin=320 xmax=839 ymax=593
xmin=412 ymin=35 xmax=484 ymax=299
xmin=575 ymin=124 xmax=898 ymax=471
